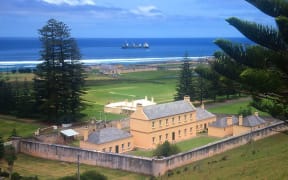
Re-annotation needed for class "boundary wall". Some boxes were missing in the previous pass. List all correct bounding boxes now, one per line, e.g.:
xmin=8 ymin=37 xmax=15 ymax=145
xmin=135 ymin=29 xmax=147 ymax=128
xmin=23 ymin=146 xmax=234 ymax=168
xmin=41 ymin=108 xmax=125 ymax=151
xmin=17 ymin=121 xmax=286 ymax=176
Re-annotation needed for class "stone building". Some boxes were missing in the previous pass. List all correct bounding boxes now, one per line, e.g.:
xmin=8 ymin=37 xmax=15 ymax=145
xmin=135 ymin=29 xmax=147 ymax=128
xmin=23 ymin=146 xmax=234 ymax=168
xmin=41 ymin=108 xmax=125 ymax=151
xmin=208 ymin=112 xmax=269 ymax=137
xmin=208 ymin=116 xmax=239 ymax=137
xmin=233 ymin=112 xmax=269 ymax=136
xmin=129 ymin=96 xmax=216 ymax=149
xmin=80 ymin=127 xmax=134 ymax=153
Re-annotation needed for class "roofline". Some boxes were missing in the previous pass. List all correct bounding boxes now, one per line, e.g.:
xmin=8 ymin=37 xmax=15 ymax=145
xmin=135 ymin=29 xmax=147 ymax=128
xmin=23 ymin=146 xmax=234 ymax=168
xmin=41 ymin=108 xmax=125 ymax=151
xmin=86 ymin=135 xmax=133 ymax=145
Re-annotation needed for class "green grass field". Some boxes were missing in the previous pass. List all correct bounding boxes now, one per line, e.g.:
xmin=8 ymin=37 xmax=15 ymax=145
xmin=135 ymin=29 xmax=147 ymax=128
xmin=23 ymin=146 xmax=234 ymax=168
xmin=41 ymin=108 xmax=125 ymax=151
xmin=82 ymin=70 xmax=178 ymax=121
xmin=0 ymin=116 xmax=42 ymax=140
xmin=159 ymin=131 xmax=288 ymax=180
xmin=129 ymin=136 xmax=220 ymax=157
xmin=207 ymin=100 xmax=270 ymax=116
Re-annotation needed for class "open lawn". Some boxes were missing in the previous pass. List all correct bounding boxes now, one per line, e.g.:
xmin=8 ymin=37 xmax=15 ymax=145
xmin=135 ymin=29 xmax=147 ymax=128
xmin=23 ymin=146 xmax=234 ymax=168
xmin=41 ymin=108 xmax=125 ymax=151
xmin=159 ymin=131 xmax=288 ymax=180
xmin=0 ymin=116 xmax=42 ymax=140
xmin=129 ymin=136 xmax=220 ymax=157
xmin=82 ymin=70 xmax=178 ymax=121
xmin=207 ymin=100 xmax=270 ymax=116
xmin=0 ymin=154 xmax=148 ymax=180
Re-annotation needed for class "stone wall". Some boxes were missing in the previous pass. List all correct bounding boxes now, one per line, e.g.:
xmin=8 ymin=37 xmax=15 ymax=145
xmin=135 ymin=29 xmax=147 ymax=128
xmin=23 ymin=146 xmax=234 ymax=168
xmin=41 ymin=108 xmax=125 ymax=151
xmin=18 ymin=121 xmax=286 ymax=176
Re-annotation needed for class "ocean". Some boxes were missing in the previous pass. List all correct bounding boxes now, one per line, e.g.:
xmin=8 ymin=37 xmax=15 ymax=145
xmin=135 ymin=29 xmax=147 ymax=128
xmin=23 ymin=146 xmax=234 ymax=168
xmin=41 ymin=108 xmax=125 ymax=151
xmin=0 ymin=37 xmax=250 ymax=68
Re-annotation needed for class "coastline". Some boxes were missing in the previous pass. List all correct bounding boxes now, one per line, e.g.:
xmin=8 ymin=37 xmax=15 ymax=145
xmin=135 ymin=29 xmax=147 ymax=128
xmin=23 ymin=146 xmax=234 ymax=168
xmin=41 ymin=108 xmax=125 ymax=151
xmin=0 ymin=56 xmax=214 ymax=70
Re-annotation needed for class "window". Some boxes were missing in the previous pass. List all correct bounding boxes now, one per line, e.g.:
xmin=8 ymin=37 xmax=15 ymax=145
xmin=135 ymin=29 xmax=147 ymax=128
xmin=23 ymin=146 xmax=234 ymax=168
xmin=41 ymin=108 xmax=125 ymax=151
xmin=152 ymin=137 xmax=155 ymax=144
xmin=122 ymin=144 xmax=124 ymax=150
xmin=166 ymin=133 xmax=168 ymax=140
xmin=184 ymin=128 xmax=187 ymax=135
xmin=178 ymin=116 xmax=181 ymax=123
xmin=166 ymin=119 xmax=168 ymax=126
xmin=190 ymin=113 xmax=192 ymax=120
xmin=196 ymin=125 xmax=198 ymax=129
xmin=178 ymin=130 xmax=181 ymax=136
xmin=159 ymin=120 xmax=162 ymax=127
xmin=152 ymin=121 xmax=155 ymax=128
xmin=159 ymin=135 xmax=162 ymax=141
xmin=172 ymin=117 xmax=175 ymax=124
xmin=109 ymin=147 xmax=112 ymax=152
xmin=184 ymin=115 xmax=187 ymax=121
xmin=190 ymin=127 xmax=193 ymax=133
xmin=128 ymin=142 xmax=131 ymax=148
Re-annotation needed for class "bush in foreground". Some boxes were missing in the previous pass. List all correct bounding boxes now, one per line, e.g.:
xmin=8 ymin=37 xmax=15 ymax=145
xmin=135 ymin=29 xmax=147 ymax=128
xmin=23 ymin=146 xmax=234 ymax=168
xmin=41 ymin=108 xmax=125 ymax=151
xmin=59 ymin=170 xmax=107 ymax=180
xmin=153 ymin=141 xmax=180 ymax=158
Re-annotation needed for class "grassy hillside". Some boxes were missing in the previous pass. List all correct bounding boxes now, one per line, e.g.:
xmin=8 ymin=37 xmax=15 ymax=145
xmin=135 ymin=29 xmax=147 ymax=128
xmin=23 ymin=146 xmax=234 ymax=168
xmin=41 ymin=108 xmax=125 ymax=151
xmin=0 ymin=154 xmax=148 ymax=180
xmin=159 ymin=131 xmax=288 ymax=180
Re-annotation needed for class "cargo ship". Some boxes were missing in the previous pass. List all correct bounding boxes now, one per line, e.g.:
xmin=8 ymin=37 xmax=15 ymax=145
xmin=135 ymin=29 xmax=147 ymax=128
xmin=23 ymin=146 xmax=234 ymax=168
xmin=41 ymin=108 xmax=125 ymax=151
xmin=122 ymin=42 xmax=149 ymax=49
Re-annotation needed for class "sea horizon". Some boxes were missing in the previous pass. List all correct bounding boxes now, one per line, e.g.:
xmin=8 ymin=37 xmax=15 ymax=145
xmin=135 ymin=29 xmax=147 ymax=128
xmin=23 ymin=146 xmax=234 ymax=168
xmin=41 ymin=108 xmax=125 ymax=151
xmin=0 ymin=37 xmax=251 ymax=69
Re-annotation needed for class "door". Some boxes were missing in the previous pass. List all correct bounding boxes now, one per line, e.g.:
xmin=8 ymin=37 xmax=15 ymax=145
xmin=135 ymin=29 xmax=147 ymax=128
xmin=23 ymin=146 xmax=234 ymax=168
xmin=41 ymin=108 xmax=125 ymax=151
xmin=115 ymin=145 xmax=119 ymax=153
xmin=172 ymin=132 xmax=175 ymax=141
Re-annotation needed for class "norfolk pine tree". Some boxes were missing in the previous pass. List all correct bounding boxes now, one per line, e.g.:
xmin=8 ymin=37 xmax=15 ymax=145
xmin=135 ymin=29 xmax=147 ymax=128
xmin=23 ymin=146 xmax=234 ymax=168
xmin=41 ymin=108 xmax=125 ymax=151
xmin=34 ymin=19 xmax=85 ymax=123
xmin=175 ymin=54 xmax=196 ymax=101
xmin=212 ymin=0 xmax=288 ymax=120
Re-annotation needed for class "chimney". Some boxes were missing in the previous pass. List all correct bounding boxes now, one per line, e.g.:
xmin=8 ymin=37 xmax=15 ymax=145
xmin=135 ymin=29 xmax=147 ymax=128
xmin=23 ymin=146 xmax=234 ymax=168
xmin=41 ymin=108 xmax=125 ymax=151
xmin=116 ymin=120 xmax=122 ymax=129
xmin=136 ymin=103 xmax=143 ymax=111
xmin=201 ymin=103 xmax=205 ymax=110
xmin=239 ymin=115 xmax=243 ymax=126
xmin=184 ymin=95 xmax=190 ymax=102
xmin=254 ymin=111 xmax=259 ymax=117
xmin=83 ymin=128 xmax=89 ymax=141
xmin=227 ymin=116 xmax=233 ymax=126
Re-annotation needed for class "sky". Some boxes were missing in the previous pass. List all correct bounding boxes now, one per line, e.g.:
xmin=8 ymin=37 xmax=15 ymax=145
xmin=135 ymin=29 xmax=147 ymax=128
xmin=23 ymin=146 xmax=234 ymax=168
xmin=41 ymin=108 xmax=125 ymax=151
xmin=0 ymin=0 xmax=276 ymax=38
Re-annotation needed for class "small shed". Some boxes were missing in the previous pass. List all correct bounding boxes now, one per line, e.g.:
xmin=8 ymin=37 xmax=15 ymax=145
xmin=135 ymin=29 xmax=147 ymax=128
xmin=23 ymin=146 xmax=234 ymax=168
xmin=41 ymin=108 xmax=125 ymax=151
xmin=60 ymin=129 xmax=79 ymax=142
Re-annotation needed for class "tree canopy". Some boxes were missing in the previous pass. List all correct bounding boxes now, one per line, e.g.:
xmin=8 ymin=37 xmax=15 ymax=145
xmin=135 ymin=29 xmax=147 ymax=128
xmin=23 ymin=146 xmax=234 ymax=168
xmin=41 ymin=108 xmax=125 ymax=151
xmin=34 ymin=19 xmax=86 ymax=123
xmin=212 ymin=0 xmax=288 ymax=120
xmin=174 ymin=55 xmax=195 ymax=101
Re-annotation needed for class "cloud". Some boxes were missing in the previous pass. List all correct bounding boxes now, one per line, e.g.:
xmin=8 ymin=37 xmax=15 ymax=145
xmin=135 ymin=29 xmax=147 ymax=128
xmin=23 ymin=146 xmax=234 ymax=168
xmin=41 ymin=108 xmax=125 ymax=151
xmin=40 ymin=0 xmax=96 ymax=6
xmin=130 ymin=5 xmax=163 ymax=17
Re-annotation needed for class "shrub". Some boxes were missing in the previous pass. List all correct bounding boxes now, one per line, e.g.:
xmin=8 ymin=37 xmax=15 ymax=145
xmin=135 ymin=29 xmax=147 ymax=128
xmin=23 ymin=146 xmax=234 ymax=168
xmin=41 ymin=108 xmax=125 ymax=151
xmin=167 ymin=170 xmax=174 ymax=177
xmin=59 ymin=171 xmax=107 ymax=180
xmin=153 ymin=141 xmax=180 ymax=157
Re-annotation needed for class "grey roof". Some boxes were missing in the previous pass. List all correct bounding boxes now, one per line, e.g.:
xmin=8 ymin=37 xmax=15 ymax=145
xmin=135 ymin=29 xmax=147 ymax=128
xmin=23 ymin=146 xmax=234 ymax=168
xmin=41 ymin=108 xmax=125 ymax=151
xmin=210 ymin=116 xmax=238 ymax=128
xmin=196 ymin=108 xmax=216 ymax=121
xmin=143 ymin=100 xmax=196 ymax=120
xmin=87 ymin=127 xmax=131 ymax=144
xmin=242 ymin=115 xmax=266 ymax=127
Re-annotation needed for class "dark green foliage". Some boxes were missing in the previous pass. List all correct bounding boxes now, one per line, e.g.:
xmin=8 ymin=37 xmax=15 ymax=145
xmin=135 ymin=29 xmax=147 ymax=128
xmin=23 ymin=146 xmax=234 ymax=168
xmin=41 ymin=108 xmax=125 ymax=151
xmin=81 ymin=170 xmax=107 ymax=180
xmin=195 ymin=65 xmax=239 ymax=102
xmin=11 ymin=172 xmax=38 ymax=180
xmin=34 ymin=19 xmax=86 ymax=123
xmin=59 ymin=170 xmax=107 ymax=180
xmin=0 ymin=135 xmax=4 ymax=159
xmin=174 ymin=58 xmax=194 ymax=101
xmin=213 ymin=0 xmax=288 ymax=119
xmin=0 ymin=77 xmax=16 ymax=114
xmin=238 ymin=107 xmax=252 ymax=117
xmin=4 ymin=145 xmax=17 ymax=179
xmin=11 ymin=128 xmax=18 ymax=137
xmin=15 ymin=78 xmax=34 ymax=118
xmin=153 ymin=141 xmax=180 ymax=157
